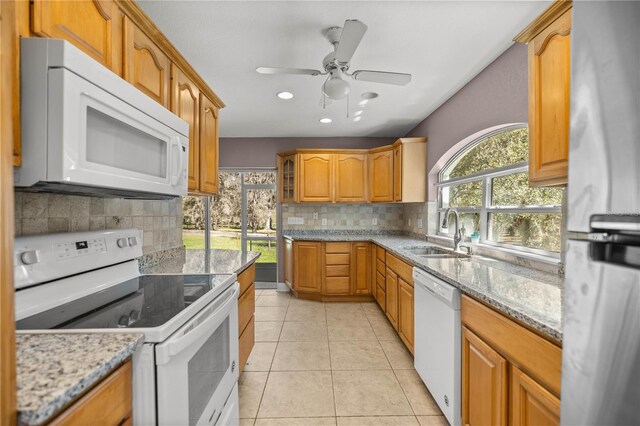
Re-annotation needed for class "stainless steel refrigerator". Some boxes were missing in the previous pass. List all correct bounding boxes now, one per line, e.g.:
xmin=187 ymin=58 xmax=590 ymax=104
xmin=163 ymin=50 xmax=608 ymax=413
xmin=562 ymin=2 xmax=640 ymax=425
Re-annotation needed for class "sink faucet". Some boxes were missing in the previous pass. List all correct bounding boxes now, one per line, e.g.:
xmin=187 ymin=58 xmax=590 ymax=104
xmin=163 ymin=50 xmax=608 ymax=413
xmin=442 ymin=207 xmax=462 ymax=252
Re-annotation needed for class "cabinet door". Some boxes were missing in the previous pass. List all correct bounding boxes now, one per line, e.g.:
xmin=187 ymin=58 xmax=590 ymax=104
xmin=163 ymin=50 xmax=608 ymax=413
xmin=528 ymin=9 xmax=571 ymax=187
xmin=199 ymin=95 xmax=219 ymax=195
xmin=510 ymin=366 xmax=560 ymax=426
xmin=293 ymin=242 xmax=322 ymax=294
xmin=299 ymin=153 xmax=333 ymax=202
xmin=351 ymin=242 xmax=371 ymax=295
xmin=123 ymin=18 xmax=170 ymax=108
xmin=335 ymin=153 xmax=368 ymax=202
xmin=171 ymin=65 xmax=200 ymax=192
xmin=385 ymin=267 xmax=398 ymax=330
xmin=284 ymin=239 xmax=293 ymax=287
xmin=462 ymin=327 xmax=508 ymax=426
xmin=32 ymin=0 xmax=121 ymax=72
xmin=398 ymin=278 xmax=414 ymax=353
xmin=369 ymin=149 xmax=394 ymax=202
xmin=278 ymin=155 xmax=298 ymax=203
xmin=393 ymin=145 xmax=402 ymax=201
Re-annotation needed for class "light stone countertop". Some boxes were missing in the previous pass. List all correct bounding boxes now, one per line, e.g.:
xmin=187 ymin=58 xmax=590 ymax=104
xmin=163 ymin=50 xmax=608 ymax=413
xmin=283 ymin=231 xmax=563 ymax=342
xmin=140 ymin=248 xmax=261 ymax=275
xmin=16 ymin=333 xmax=143 ymax=426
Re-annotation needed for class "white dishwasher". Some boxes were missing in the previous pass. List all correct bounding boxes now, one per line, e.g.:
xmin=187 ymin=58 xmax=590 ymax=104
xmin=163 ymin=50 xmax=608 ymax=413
xmin=413 ymin=267 xmax=461 ymax=426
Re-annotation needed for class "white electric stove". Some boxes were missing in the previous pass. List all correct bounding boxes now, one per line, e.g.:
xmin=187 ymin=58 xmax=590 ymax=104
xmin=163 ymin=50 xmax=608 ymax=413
xmin=14 ymin=229 xmax=240 ymax=426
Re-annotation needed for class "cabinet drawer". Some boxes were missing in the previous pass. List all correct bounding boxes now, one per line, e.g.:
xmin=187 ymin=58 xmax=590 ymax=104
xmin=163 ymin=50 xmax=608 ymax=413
xmin=376 ymin=258 xmax=386 ymax=275
xmin=238 ymin=284 xmax=255 ymax=335
xmin=238 ymin=263 xmax=256 ymax=295
xmin=239 ymin=316 xmax=255 ymax=375
xmin=325 ymin=242 xmax=351 ymax=253
xmin=324 ymin=277 xmax=351 ymax=295
xmin=326 ymin=253 xmax=350 ymax=265
xmin=376 ymin=246 xmax=386 ymax=261
xmin=376 ymin=271 xmax=386 ymax=290
xmin=386 ymin=252 xmax=413 ymax=284
xmin=50 ymin=361 xmax=132 ymax=426
xmin=326 ymin=265 xmax=350 ymax=277
xmin=376 ymin=285 xmax=386 ymax=310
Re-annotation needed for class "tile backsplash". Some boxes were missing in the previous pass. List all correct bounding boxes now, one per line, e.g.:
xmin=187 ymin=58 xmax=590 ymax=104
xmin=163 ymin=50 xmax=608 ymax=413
xmin=14 ymin=192 xmax=183 ymax=254
xmin=282 ymin=203 xmax=404 ymax=231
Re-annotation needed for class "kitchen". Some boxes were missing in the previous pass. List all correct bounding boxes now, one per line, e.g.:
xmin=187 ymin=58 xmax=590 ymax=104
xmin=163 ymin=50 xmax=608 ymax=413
xmin=0 ymin=0 xmax=638 ymax=426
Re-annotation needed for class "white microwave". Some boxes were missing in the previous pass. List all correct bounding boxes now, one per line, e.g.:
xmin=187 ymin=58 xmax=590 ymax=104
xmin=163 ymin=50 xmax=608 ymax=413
xmin=15 ymin=38 xmax=189 ymax=198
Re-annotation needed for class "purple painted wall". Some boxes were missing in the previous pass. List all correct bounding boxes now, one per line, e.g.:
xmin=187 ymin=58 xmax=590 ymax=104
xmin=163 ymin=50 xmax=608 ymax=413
xmin=218 ymin=137 xmax=394 ymax=168
xmin=404 ymin=43 xmax=528 ymax=172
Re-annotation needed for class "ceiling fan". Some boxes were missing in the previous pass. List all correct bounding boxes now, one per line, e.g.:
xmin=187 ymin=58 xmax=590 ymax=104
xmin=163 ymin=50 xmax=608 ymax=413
xmin=256 ymin=20 xmax=412 ymax=104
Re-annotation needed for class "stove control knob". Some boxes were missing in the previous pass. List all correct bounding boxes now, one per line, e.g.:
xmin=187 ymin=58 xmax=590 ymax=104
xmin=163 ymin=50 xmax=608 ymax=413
xmin=128 ymin=237 xmax=137 ymax=246
xmin=117 ymin=238 xmax=129 ymax=248
xmin=20 ymin=250 xmax=39 ymax=265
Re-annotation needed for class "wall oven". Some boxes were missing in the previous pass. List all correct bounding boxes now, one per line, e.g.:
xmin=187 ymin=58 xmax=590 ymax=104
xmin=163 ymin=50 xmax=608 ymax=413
xmin=16 ymin=38 xmax=189 ymax=198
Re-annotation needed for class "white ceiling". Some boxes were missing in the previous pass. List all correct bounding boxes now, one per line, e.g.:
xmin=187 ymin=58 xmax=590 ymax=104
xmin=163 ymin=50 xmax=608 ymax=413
xmin=138 ymin=1 xmax=550 ymax=138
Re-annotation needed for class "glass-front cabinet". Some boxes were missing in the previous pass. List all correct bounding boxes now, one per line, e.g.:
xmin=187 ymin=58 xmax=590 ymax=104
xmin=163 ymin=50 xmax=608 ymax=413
xmin=279 ymin=154 xmax=297 ymax=203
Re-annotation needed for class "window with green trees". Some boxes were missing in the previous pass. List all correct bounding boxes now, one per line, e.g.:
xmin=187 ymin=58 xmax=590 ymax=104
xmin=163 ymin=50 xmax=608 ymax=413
xmin=437 ymin=126 xmax=564 ymax=255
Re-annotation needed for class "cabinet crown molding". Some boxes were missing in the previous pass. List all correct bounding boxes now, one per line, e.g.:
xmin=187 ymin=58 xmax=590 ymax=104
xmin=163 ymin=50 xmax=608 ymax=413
xmin=513 ymin=0 xmax=572 ymax=43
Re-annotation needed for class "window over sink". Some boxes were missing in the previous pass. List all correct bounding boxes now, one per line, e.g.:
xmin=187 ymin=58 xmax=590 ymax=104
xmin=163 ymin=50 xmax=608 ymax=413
xmin=437 ymin=125 xmax=564 ymax=256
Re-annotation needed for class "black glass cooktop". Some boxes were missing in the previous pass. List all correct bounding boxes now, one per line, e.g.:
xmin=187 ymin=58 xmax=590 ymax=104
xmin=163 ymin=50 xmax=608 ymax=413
xmin=17 ymin=274 xmax=230 ymax=330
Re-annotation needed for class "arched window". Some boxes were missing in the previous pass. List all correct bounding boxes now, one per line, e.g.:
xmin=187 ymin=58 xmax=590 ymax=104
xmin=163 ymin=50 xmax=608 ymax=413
xmin=437 ymin=125 xmax=564 ymax=255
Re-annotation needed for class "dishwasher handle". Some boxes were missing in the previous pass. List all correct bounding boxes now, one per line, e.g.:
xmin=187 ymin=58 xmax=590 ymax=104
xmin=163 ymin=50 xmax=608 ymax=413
xmin=413 ymin=267 xmax=461 ymax=309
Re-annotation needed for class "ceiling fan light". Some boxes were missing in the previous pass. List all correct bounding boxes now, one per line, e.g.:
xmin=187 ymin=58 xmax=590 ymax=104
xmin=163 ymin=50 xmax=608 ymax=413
xmin=323 ymin=78 xmax=350 ymax=100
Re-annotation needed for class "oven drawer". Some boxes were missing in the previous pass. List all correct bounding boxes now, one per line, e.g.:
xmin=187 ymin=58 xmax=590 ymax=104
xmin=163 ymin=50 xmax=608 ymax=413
xmin=238 ymin=284 xmax=255 ymax=335
xmin=50 ymin=361 xmax=132 ymax=426
xmin=238 ymin=264 xmax=256 ymax=295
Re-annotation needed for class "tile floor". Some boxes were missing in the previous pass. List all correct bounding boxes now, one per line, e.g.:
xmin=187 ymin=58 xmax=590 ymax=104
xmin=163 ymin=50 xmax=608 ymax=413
xmin=239 ymin=289 xmax=448 ymax=426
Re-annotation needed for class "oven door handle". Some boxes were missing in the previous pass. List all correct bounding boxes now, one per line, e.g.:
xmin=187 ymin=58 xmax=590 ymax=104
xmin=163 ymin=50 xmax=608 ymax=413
xmin=165 ymin=284 xmax=238 ymax=360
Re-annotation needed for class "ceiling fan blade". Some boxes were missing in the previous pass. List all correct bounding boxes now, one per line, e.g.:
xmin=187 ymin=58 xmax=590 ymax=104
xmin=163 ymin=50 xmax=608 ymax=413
xmin=334 ymin=19 xmax=368 ymax=64
xmin=256 ymin=67 xmax=322 ymax=76
xmin=352 ymin=70 xmax=412 ymax=86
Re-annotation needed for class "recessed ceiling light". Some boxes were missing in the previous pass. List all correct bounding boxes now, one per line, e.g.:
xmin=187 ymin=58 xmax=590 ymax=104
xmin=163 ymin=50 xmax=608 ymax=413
xmin=353 ymin=116 xmax=362 ymax=122
xmin=276 ymin=91 xmax=294 ymax=100
xmin=361 ymin=92 xmax=379 ymax=100
xmin=319 ymin=118 xmax=332 ymax=124
xmin=354 ymin=110 xmax=363 ymax=116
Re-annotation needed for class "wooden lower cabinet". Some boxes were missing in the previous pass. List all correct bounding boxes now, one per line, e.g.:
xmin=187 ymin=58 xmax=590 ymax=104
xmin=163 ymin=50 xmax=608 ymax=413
xmin=462 ymin=326 xmax=508 ymax=426
xmin=293 ymin=241 xmax=323 ymax=294
xmin=50 ymin=360 xmax=132 ymax=425
xmin=352 ymin=242 xmax=371 ymax=295
xmin=385 ymin=267 xmax=399 ymax=330
xmin=238 ymin=264 xmax=256 ymax=374
xmin=397 ymin=278 xmax=414 ymax=353
xmin=510 ymin=366 xmax=560 ymax=426
xmin=461 ymin=295 xmax=562 ymax=426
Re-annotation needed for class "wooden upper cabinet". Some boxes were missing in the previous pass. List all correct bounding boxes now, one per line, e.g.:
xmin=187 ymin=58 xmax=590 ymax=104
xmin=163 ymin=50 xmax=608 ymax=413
xmin=393 ymin=145 xmax=402 ymax=201
xmin=462 ymin=326 xmax=508 ymax=426
xmin=123 ymin=18 xmax=170 ymax=108
xmin=170 ymin=65 xmax=200 ymax=192
xmin=351 ymin=242 xmax=371 ymax=295
xmin=199 ymin=94 xmax=219 ymax=195
xmin=369 ymin=148 xmax=394 ymax=202
xmin=515 ymin=2 xmax=572 ymax=187
xmin=31 ymin=0 xmax=122 ymax=73
xmin=299 ymin=153 xmax=333 ymax=202
xmin=293 ymin=241 xmax=323 ymax=294
xmin=397 ymin=278 xmax=414 ymax=353
xmin=278 ymin=154 xmax=298 ymax=203
xmin=335 ymin=153 xmax=368 ymax=202
xmin=510 ymin=366 xmax=560 ymax=426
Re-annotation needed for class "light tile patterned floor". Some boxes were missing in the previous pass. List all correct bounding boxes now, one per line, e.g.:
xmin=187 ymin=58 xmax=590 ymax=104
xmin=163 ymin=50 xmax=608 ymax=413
xmin=240 ymin=290 xmax=448 ymax=426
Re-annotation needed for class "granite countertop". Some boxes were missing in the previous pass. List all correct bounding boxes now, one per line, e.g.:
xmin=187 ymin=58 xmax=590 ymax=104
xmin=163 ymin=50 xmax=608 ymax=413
xmin=283 ymin=231 xmax=563 ymax=342
xmin=140 ymin=248 xmax=261 ymax=275
xmin=16 ymin=333 xmax=143 ymax=426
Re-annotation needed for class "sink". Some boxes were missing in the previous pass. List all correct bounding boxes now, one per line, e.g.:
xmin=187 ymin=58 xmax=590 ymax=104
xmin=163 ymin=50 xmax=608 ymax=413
xmin=402 ymin=246 xmax=453 ymax=256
